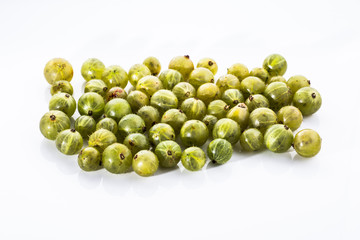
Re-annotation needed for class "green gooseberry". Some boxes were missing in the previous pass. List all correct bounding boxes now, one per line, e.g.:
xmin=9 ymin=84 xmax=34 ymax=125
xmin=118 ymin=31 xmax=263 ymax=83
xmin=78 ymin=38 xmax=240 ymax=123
xmin=240 ymin=76 xmax=266 ymax=98
xmin=293 ymin=129 xmax=322 ymax=158
xmin=212 ymin=118 xmax=241 ymax=145
xmin=239 ymin=128 xmax=264 ymax=151
xmin=262 ymin=54 xmax=287 ymax=77
xmin=39 ymin=110 xmax=70 ymax=140
xmin=44 ymin=58 xmax=73 ymax=84
xmin=222 ymin=89 xmax=244 ymax=107
xmin=96 ymin=117 xmax=118 ymax=134
xmin=226 ymin=103 xmax=249 ymax=130
xmin=265 ymin=88 xmax=291 ymax=112
xmin=180 ymin=120 xmax=209 ymax=147
xmin=277 ymin=106 xmax=303 ymax=131
xmin=202 ymin=115 xmax=218 ymax=133
xmin=181 ymin=147 xmax=206 ymax=172
xmin=207 ymin=100 xmax=230 ymax=119
xmin=50 ymin=80 xmax=73 ymax=95
xmin=133 ymin=150 xmax=159 ymax=177
xmin=104 ymin=87 xmax=127 ymax=103
xmin=136 ymin=75 xmax=163 ymax=97
xmin=49 ymin=92 xmax=76 ymax=117
xmin=104 ymin=98 xmax=132 ymax=123
xmin=249 ymin=107 xmax=277 ymax=133
xmin=118 ymin=114 xmax=146 ymax=140
xmin=159 ymin=69 xmax=184 ymax=90
xmin=149 ymin=123 xmax=176 ymax=146
xmin=101 ymin=65 xmax=129 ymax=89
xmin=137 ymin=106 xmax=161 ymax=130
xmin=81 ymin=58 xmax=105 ymax=81
xmin=78 ymin=92 xmax=105 ymax=119
xmin=168 ymin=55 xmax=194 ymax=80
xmin=155 ymin=140 xmax=182 ymax=168
xmin=123 ymin=133 xmax=150 ymax=155
xmin=250 ymin=67 xmax=269 ymax=82
xmin=287 ymin=75 xmax=310 ymax=94
xmin=55 ymin=129 xmax=83 ymax=155
xmin=150 ymin=89 xmax=178 ymax=114
xmin=75 ymin=115 xmax=96 ymax=139
xmin=188 ymin=67 xmax=215 ymax=89
xmin=161 ymin=109 xmax=187 ymax=133
xmin=197 ymin=57 xmax=218 ymax=75
xmin=128 ymin=64 xmax=151 ymax=87
xmin=143 ymin=56 xmax=161 ymax=76
xmin=216 ymin=74 xmax=241 ymax=94
xmin=196 ymin=83 xmax=221 ymax=106
xmin=263 ymin=82 xmax=293 ymax=111
xmin=88 ymin=129 xmax=117 ymax=152
xmin=245 ymin=94 xmax=270 ymax=112
xmin=172 ymin=82 xmax=196 ymax=103
xmin=126 ymin=90 xmax=149 ymax=112
xmin=264 ymin=124 xmax=294 ymax=153
xmin=207 ymin=138 xmax=233 ymax=164
xmin=227 ymin=63 xmax=249 ymax=81
xmin=267 ymin=76 xmax=287 ymax=85
xmin=78 ymin=147 xmax=102 ymax=171
xmin=180 ymin=97 xmax=206 ymax=120
xmin=292 ymin=87 xmax=322 ymax=116
xmin=102 ymin=143 xmax=133 ymax=174
xmin=84 ymin=79 xmax=108 ymax=97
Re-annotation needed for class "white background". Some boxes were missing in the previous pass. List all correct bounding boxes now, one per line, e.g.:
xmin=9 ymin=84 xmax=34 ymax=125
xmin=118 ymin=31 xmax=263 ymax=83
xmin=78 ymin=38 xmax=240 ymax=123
xmin=1 ymin=0 xmax=360 ymax=239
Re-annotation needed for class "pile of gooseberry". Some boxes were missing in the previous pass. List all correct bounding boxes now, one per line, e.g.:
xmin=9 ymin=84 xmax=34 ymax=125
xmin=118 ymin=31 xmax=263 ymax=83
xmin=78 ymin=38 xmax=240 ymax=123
xmin=40 ymin=54 xmax=322 ymax=177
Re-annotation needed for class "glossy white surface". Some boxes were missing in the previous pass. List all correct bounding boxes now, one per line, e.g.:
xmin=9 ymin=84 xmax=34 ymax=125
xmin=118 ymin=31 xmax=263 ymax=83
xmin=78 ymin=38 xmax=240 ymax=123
xmin=1 ymin=0 xmax=360 ymax=239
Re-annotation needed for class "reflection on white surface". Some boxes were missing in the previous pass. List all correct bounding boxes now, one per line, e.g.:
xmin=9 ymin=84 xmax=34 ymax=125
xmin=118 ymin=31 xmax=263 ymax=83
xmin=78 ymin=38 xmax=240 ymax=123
xmin=292 ymin=154 xmax=320 ymax=177
xmin=153 ymin=167 xmax=182 ymax=190
xmin=261 ymin=151 xmax=293 ymax=176
xmin=102 ymin=172 xmax=133 ymax=196
xmin=179 ymin=169 xmax=207 ymax=189
xmin=78 ymin=170 xmax=102 ymax=189
xmin=206 ymin=162 xmax=233 ymax=184
xmin=40 ymin=138 xmax=79 ymax=175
